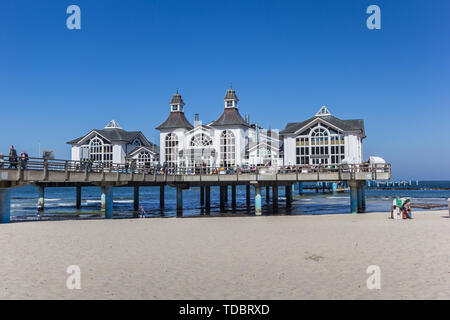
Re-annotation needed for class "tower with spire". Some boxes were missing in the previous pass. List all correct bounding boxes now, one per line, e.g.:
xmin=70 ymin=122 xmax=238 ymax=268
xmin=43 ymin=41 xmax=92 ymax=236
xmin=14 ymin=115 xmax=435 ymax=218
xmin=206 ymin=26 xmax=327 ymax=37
xmin=156 ymin=91 xmax=193 ymax=131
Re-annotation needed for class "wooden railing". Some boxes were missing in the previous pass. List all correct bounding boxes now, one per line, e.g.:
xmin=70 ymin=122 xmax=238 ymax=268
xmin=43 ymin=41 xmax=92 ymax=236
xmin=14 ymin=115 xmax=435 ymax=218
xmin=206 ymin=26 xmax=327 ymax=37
xmin=0 ymin=156 xmax=391 ymax=177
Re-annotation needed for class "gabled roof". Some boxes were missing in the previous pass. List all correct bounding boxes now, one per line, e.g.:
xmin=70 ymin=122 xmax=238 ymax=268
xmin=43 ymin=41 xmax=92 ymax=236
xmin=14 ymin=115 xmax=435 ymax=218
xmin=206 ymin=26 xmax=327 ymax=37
xmin=126 ymin=146 xmax=159 ymax=158
xmin=209 ymin=108 xmax=250 ymax=128
xmin=67 ymin=128 xmax=159 ymax=152
xmin=156 ymin=112 xmax=194 ymax=130
xmin=280 ymin=115 xmax=365 ymax=137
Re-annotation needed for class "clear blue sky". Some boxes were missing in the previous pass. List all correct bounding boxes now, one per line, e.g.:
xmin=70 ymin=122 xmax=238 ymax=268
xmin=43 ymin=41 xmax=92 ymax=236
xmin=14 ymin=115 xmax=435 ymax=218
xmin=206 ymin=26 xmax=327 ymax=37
xmin=1 ymin=0 xmax=449 ymax=180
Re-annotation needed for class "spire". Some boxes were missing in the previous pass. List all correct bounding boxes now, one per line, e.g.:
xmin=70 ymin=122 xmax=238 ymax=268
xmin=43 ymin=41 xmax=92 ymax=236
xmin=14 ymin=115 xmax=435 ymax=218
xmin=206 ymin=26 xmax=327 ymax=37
xmin=315 ymin=106 xmax=331 ymax=117
xmin=104 ymin=120 xmax=122 ymax=129
xmin=170 ymin=90 xmax=185 ymax=112
xmin=224 ymin=86 xmax=239 ymax=109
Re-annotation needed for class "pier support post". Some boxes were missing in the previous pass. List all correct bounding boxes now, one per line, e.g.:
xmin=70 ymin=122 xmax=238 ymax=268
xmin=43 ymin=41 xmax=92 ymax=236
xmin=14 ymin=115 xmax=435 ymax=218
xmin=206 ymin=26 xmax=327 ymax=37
xmin=266 ymin=186 xmax=270 ymax=203
xmin=160 ymin=185 xmax=165 ymax=208
xmin=38 ymin=186 xmax=45 ymax=212
xmin=205 ymin=186 xmax=211 ymax=214
xmin=200 ymin=186 xmax=205 ymax=207
xmin=224 ymin=185 xmax=228 ymax=202
xmin=176 ymin=186 xmax=183 ymax=217
xmin=101 ymin=186 xmax=114 ymax=219
xmin=349 ymin=181 xmax=358 ymax=214
xmin=357 ymin=182 xmax=366 ymax=213
xmin=0 ymin=188 xmax=11 ymax=223
xmin=298 ymin=182 xmax=303 ymax=195
xmin=285 ymin=185 xmax=292 ymax=208
xmin=255 ymin=186 xmax=262 ymax=216
xmin=246 ymin=185 xmax=251 ymax=209
xmin=272 ymin=185 xmax=278 ymax=213
xmin=231 ymin=185 xmax=236 ymax=212
xmin=133 ymin=186 xmax=139 ymax=212
xmin=220 ymin=186 xmax=226 ymax=212
xmin=76 ymin=186 xmax=81 ymax=209
xmin=361 ymin=185 xmax=366 ymax=211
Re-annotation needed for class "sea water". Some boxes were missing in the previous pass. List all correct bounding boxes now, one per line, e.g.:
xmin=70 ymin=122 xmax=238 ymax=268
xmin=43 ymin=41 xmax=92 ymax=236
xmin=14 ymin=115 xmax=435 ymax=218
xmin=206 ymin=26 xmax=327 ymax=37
xmin=9 ymin=181 xmax=450 ymax=221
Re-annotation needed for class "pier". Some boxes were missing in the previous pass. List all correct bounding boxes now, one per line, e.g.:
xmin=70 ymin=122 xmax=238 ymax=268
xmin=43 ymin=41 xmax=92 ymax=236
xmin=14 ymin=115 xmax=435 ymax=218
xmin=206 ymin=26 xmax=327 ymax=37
xmin=0 ymin=157 xmax=391 ymax=223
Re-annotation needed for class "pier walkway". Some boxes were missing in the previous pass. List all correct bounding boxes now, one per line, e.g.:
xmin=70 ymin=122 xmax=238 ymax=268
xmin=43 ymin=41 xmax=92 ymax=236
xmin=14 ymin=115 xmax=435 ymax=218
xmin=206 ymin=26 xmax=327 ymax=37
xmin=0 ymin=157 xmax=391 ymax=223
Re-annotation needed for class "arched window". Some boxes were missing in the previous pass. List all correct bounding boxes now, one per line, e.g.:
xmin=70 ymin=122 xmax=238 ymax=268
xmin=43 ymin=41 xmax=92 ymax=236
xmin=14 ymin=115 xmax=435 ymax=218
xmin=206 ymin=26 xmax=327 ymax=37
xmin=310 ymin=127 xmax=329 ymax=164
xmin=295 ymin=123 xmax=345 ymax=165
xmin=190 ymin=133 xmax=212 ymax=147
xmin=90 ymin=138 xmax=103 ymax=162
xmin=137 ymin=151 xmax=152 ymax=167
xmin=165 ymin=133 xmax=178 ymax=167
xmin=89 ymin=136 xmax=113 ymax=166
xmin=220 ymin=130 xmax=235 ymax=168
xmin=132 ymin=139 xmax=141 ymax=147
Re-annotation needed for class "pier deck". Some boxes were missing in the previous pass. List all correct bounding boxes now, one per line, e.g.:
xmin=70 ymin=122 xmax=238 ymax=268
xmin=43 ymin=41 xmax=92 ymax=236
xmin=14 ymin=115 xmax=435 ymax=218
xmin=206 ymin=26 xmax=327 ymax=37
xmin=0 ymin=157 xmax=391 ymax=222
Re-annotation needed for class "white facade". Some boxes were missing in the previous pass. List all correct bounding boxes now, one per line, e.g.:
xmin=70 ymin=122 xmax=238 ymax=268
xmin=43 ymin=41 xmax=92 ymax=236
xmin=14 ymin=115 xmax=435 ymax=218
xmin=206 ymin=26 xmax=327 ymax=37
xmin=67 ymin=120 xmax=159 ymax=167
xmin=281 ymin=106 xmax=365 ymax=166
xmin=157 ymin=88 xmax=260 ymax=169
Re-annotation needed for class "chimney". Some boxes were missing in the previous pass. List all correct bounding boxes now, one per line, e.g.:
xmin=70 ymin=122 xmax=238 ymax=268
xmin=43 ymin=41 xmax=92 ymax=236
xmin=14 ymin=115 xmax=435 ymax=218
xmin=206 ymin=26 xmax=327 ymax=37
xmin=245 ymin=114 xmax=250 ymax=124
xmin=195 ymin=113 xmax=199 ymax=126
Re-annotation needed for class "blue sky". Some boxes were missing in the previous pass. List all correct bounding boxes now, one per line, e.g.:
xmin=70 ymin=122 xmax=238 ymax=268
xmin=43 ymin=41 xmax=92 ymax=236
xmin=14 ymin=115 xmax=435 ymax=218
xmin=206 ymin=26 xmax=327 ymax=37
xmin=1 ymin=0 xmax=449 ymax=180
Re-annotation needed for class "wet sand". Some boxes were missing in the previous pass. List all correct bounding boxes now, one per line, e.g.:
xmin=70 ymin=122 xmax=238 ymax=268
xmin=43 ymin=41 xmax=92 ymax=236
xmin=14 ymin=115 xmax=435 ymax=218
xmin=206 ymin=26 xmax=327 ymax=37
xmin=0 ymin=210 xmax=449 ymax=299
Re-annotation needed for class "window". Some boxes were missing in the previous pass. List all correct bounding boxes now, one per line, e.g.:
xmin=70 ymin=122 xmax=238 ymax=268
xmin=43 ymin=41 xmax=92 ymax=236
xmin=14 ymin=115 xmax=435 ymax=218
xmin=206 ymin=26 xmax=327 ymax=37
xmin=220 ymin=130 xmax=235 ymax=167
xmin=137 ymin=151 xmax=152 ymax=167
xmin=190 ymin=133 xmax=212 ymax=147
xmin=89 ymin=136 xmax=113 ymax=166
xmin=295 ymin=123 xmax=345 ymax=165
xmin=165 ymin=133 xmax=178 ymax=168
xmin=226 ymin=101 xmax=233 ymax=107
xmin=132 ymin=139 xmax=141 ymax=147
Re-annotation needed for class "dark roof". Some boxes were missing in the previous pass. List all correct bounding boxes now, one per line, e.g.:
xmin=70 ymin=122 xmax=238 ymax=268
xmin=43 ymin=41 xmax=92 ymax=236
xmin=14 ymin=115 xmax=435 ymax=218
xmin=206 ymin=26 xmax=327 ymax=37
xmin=209 ymin=108 xmax=250 ymax=127
xmin=156 ymin=112 xmax=194 ymax=130
xmin=280 ymin=115 xmax=365 ymax=137
xmin=67 ymin=128 xmax=159 ymax=151
xmin=170 ymin=92 xmax=185 ymax=106
xmin=224 ymin=88 xmax=239 ymax=101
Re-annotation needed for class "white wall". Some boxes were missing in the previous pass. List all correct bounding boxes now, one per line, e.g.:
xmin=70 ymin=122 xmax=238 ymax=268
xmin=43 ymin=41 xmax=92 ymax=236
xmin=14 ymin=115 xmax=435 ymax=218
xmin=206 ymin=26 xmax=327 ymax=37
xmin=283 ymin=136 xmax=296 ymax=166
xmin=113 ymin=144 xmax=126 ymax=164
xmin=344 ymin=133 xmax=362 ymax=164
xmin=71 ymin=146 xmax=80 ymax=162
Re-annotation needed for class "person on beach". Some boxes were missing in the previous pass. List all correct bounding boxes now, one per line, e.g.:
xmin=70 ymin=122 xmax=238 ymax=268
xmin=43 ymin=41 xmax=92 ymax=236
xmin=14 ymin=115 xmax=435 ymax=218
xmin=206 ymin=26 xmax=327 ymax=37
xmin=36 ymin=198 xmax=43 ymax=219
xmin=402 ymin=199 xmax=413 ymax=219
xmin=8 ymin=145 xmax=18 ymax=169
xmin=138 ymin=205 xmax=145 ymax=218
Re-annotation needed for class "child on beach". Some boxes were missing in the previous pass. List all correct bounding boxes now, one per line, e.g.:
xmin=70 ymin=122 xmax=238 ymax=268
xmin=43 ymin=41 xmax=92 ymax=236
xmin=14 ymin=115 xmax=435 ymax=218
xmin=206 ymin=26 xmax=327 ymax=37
xmin=36 ymin=199 xmax=43 ymax=220
xmin=139 ymin=205 xmax=145 ymax=218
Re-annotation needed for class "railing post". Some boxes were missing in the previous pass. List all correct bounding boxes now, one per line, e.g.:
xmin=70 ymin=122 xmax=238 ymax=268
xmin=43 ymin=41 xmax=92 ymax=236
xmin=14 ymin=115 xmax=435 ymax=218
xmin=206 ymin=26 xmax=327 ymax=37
xmin=65 ymin=160 xmax=69 ymax=181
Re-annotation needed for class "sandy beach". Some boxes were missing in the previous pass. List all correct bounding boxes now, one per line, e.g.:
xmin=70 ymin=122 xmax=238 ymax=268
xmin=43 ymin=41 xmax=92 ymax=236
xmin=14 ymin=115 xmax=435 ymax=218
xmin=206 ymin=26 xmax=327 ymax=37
xmin=0 ymin=210 xmax=449 ymax=300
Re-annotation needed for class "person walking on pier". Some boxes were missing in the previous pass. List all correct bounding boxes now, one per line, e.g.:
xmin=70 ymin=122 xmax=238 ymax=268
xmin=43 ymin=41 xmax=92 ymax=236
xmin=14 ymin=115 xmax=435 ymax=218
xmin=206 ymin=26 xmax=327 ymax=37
xmin=8 ymin=145 xmax=18 ymax=169
xmin=20 ymin=151 xmax=29 ymax=170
